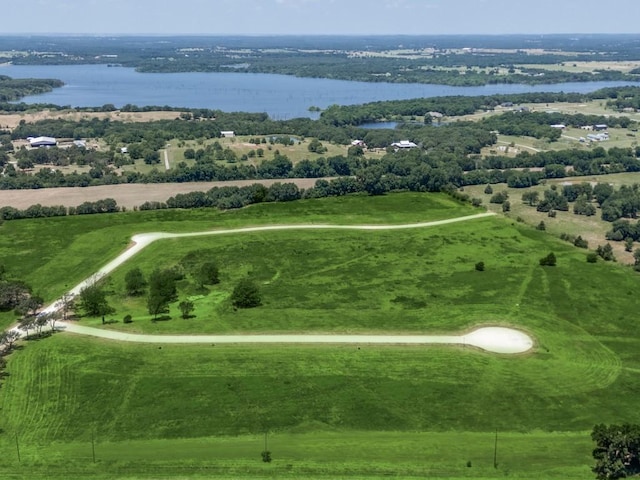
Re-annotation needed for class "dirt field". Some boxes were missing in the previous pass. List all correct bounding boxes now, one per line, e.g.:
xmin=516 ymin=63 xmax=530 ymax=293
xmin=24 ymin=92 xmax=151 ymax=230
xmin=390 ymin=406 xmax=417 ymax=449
xmin=0 ymin=178 xmax=326 ymax=210
xmin=0 ymin=110 xmax=185 ymax=130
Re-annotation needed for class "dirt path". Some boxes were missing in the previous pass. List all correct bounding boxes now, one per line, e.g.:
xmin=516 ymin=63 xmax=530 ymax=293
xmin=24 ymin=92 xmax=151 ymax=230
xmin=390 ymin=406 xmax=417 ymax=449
xmin=56 ymin=323 xmax=533 ymax=354
xmin=50 ymin=212 xmax=496 ymax=298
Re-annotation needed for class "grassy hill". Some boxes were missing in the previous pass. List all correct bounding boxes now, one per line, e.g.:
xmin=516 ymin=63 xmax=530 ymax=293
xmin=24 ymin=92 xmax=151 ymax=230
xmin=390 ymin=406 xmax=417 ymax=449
xmin=1 ymin=192 xmax=639 ymax=479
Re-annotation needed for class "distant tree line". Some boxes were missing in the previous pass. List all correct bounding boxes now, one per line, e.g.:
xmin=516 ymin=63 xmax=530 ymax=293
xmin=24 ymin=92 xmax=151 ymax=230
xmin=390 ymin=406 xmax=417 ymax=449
xmin=0 ymin=198 xmax=120 ymax=221
xmin=0 ymin=75 xmax=63 ymax=102
xmin=320 ymin=88 xmax=640 ymax=126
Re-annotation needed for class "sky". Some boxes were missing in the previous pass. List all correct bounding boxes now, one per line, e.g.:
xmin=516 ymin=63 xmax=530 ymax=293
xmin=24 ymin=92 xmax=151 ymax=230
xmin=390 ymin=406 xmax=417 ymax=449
xmin=4 ymin=0 xmax=639 ymax=36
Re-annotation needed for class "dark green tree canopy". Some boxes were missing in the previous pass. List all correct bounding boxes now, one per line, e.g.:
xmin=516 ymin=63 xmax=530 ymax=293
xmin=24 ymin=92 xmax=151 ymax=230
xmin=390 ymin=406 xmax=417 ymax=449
xmin=592 ymin=424 xmax=640 ymax=480
xmin=230 ymin=278 xmax=262 ymax=309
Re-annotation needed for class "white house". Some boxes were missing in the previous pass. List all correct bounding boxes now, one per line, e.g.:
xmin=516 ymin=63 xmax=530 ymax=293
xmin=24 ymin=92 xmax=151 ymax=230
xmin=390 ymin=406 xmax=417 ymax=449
xmin=550 ymin=124 xmax=566 ymax=130
xmin=221 ymin=131 xmax=235 ymax=138
xmin=29 ymin=136 xmax=57 ymax=147
xmin=391 ymin=140 xmax=418 ymax=149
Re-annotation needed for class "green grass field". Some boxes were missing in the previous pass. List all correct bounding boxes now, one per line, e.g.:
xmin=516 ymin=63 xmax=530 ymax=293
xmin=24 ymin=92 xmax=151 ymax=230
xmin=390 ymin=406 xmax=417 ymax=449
xmin=2 ymin=192 xmax=640 ymax=479
xmin=0 ymin=192 xmax=471 ymax=329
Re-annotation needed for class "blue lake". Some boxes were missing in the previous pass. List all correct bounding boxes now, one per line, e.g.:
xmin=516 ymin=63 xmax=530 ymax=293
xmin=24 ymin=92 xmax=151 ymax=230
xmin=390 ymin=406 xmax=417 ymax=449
xmin=2 ymin=64 xmax=636 ymax=119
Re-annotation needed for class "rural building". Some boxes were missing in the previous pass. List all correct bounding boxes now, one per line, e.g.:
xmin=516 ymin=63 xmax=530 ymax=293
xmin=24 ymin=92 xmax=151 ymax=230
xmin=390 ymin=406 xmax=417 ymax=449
xmin=594 ymin=124 xmax=608 ymax=131
xmin=28 ymin=136 xmax=57 ymax=147
xmin=391 ymin=140 xmax=418 ymax=149
xmin=73 ymin=140 xmax=87 ymax=148
xmin=221 ymin=131 xmax=235 ymax=138
xmin=587 ymin=133 xmax=609 ymax=142
xmin=550 ymin=124 xmax=566 ymax=129
xmin=428 ymin=111 xmax=444 ymax=118
xmin=351 ymin=140 xmax=367 ymax=148
xmin=501 ymin=102 xmax=514 ymax=108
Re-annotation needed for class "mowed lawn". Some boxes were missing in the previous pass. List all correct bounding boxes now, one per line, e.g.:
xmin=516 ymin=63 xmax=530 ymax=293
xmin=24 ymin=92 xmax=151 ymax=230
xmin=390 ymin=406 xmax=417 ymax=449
xmin=2 ymin=192 xmax=640 ymax=478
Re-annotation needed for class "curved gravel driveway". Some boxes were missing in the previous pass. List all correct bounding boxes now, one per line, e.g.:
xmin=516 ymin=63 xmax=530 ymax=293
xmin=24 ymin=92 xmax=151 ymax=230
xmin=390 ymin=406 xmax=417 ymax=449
xmin=29 ymin=211 xmax=536 ymax=355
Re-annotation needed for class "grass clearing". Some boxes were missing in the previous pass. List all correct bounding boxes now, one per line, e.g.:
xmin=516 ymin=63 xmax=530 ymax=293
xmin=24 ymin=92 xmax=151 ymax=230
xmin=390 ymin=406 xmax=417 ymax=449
xmin=0 ymin=192 xmax=472 ymax=329
xmin=3 ymin=191 xmax=640 ymax=478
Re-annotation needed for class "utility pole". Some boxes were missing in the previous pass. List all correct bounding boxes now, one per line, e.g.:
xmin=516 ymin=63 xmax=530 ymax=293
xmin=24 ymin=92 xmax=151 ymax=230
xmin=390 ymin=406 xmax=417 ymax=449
xmin=91 ymin=429 xmax=96 ymax=463
xmin=15 ymin=432 xmax=21 ymax=464
xmin=493 ymin=428 xmax=498 ymax=469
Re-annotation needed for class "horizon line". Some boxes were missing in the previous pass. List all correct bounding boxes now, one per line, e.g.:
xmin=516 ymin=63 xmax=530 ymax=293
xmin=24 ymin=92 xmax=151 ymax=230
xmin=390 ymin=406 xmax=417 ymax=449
xmin=1 ymin=32 xmax=639 ymax=37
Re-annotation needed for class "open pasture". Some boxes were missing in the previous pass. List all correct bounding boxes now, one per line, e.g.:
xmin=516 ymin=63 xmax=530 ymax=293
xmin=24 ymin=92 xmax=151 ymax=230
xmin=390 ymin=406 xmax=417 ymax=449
xmin=2 ymin=192 xmax=640 ymax=478
xmin=0 ymin=193 xmax=471 ymax=328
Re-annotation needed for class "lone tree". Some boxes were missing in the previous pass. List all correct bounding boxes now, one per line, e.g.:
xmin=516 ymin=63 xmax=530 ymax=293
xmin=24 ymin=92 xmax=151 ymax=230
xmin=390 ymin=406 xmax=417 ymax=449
xmin=125 ymin=267 xmax=147 ymax=296
xmin=147 ymin=269 xmax=178 ymax=320
xmin=196 ymin=262 xmax=220 ymax=287
xmin=179 ymin=300 xmax=195 ymax=319
xmin=539 ymin=252 xmax=557 ymax=266
xmin=0 ymin=330 xmax=20 ymax=351
xmin=231 ymin=278 xmax=262 ymax=309
xmin=78 ymin=282 xmax=114 ymax=318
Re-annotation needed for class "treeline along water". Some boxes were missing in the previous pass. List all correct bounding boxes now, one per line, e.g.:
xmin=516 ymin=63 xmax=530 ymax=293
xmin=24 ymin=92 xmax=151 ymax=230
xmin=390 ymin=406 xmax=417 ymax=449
xmin=1 ymin=64 xmax=637 ymax=119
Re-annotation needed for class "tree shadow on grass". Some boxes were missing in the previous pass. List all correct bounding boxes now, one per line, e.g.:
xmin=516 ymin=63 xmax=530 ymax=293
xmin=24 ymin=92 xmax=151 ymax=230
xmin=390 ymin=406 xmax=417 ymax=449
xmin=152 ymin=315 xmax=172 ymax=322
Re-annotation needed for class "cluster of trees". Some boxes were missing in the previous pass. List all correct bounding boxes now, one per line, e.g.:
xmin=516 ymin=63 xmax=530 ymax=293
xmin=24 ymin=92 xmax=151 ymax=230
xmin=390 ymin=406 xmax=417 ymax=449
xmin=78 ymin=256 xmax=262 ymax=323
xmin=606 ymin=219 xmax=640 ymax=242
xmin=0 ymin=198 xmax=120 ymax=221
xmin=605 ymin=87 xmax=640 ymax=111
xmin=599 ymin=184 xmax=640 ymax=222
xmin=520 ymin=183 xmax=634 ymax=219
xmin=480 ymin=147 xmax=640 ymax=178
xmin=592 ymin=424 xmax=640 ymax=480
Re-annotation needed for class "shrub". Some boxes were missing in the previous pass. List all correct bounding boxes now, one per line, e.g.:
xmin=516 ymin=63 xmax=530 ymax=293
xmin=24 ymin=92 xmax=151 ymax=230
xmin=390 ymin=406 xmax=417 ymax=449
xmin=475 ymin=261 xmax=485 ymax=272
xmin=123 ymin=314 xmax=133 ymax=324
xmin=490 ymin=191 xmax=509 ymax=204
xmin=596 ymin=243 xmax=616 ymax=262
xmin=586 ymin=253 xmax=598 ymax=263
xmin=536 ymin=221 xmax=546 ymax=231
xmin=574 ymin=236 xmax=589 ymax=249
xmin=484 ymin=184 xmax=493 ymax=194
xmin=231 ymin=278 xmax=262 ymax=309
xmin=539 ymin=252 xmax=557 ymax=266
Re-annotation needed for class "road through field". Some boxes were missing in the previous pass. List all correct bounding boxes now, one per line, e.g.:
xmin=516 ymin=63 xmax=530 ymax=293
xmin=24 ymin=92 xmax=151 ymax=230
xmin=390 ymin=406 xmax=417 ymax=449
xmin=26 ymin=211 xmax=536 ymax=354
xmin=56 ymin=323 xmax=534 ymax=354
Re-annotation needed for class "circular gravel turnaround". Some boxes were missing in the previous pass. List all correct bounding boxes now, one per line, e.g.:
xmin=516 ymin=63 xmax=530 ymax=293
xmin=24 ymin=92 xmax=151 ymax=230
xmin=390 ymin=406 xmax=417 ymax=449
xmin=462 ymin=327 xmax=534 ymax=354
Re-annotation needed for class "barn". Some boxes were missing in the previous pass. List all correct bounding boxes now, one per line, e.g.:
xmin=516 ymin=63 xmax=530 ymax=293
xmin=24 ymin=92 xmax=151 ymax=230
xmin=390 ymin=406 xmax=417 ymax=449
xmin=29 ymin=136 xmax=57 ymax=147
